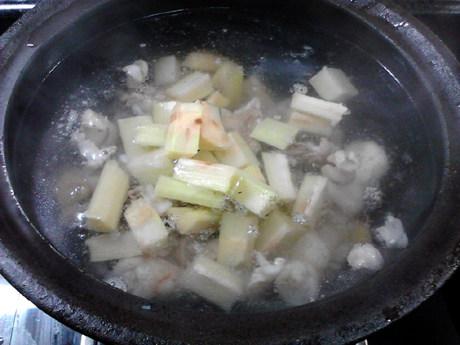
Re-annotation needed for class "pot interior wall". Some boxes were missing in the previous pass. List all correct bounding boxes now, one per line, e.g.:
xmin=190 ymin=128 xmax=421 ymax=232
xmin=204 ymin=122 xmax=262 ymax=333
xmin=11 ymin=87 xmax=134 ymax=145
xmin=1 ymin=0 xmax=451 ymax=343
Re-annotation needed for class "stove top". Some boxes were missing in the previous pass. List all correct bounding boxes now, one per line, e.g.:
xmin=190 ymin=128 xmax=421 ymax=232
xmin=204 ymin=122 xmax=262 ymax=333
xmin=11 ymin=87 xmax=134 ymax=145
xmin=0 ymin=1 xmax=459 ymax=345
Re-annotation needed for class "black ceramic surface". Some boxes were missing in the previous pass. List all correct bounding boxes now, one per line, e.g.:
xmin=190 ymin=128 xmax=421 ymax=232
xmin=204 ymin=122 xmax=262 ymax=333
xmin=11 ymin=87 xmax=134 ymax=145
xmin=0 ymin=0 xmax=459 ymax=344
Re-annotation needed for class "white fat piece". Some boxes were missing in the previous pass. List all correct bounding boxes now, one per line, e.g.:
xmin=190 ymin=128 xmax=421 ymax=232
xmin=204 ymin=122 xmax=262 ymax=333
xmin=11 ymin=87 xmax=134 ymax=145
xmin=275 ymin=260 xmax=320 ymax=306
xmin=79 ymin=109 xmax=116 ymax=146
xmin=291 ymin=231 xmax=331 ymax=271
xmin=347 ymin=243 xmax=384 ymax=270
xmin=123 ymin=60 xmax=149 ymax=88
xmin=114 ymin=257 xmax=180 ymax=299
xmin=321 ymin=150 xmax=360 ymax=185
xmin=375 ymin=214 xmax=408 ymax=248
xmin=248 ymin=252 xmax=286 ymax=291
xmin=71 ymin=131 xmax=117 ymax=169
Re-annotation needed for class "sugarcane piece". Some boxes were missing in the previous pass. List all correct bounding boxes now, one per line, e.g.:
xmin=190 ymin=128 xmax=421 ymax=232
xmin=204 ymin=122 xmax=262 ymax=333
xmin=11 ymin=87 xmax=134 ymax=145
xmin=124 ymin=199 xmax=168 ymax=254
xmin=85 ymin=160 xmax=129 ymax=232
xmin=231 ymin=170 xmax=278 ymax=217
xmin=118 ymin=116 xmax=154 ymax=158
xmin=242 ymin=164 xmax=266 ymax=182
xmin=154 ymin=175 xmax=225 ymax=209
xmin=193 ymin=150 xmax=219 ymax=163
xmin=181 ymin=255 xmax=244 ymax=310
xmin=173 ymin=158 xmax=238 ymax=193
xmin=214 ymin=131 xmax=258 ymax=168
xmin=166 ymin=71 xmax=214 ymax=102
xmin=255 ymin=209 xmax=306 ymax=256
xmin=293 ymin=175 xmax=328 ymax=228
xmin=211 ymin=62 xmax=244 ymax=109
xmin=133 ymin=124 xmax=168 ymax=147
xmin=126 ymin=149 xmax=173 ymax=185
xmin=309 ymin=66 xmax=358 ymax=102
xmin=168 ymin=207 xmax=221 ymax=234
xmin=206 ymin=90 xmax=230 ymax=108
xmin=230 ymin=131 xmax=260 ymax=166
xmin=152 ymin=101 xmax=177 ymax=124
xmin=287 ymin=109 xmax=333 ymax=137
xmin=164 ymin=103 xmax=203 ymax=159
xmin=217 ymin=212 xmax=259 ymax=267
xmin=85 ymin=231 xmax=142 ymax=262
xmin=154 ymin=55 xmax=182 ymax=86
xmin=250 ymin=118 xmax=299 ymax=150
xmin=349 ymin=221 xmax=372 ymax=243
xmin=182 ymin=51 xmax=226 ymax=72
xmin=262 ymin=152 xmax=296 ymax=202
xmin=290 ymin=92 xmax=349 ymax=126
xmin=199 ymin=102 xmax=231 ymax=151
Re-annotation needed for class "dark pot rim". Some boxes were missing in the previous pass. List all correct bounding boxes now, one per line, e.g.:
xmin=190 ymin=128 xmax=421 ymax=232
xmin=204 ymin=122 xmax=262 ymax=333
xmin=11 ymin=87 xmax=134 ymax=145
xmin=0 ymin=1 xmax=459 ymax=344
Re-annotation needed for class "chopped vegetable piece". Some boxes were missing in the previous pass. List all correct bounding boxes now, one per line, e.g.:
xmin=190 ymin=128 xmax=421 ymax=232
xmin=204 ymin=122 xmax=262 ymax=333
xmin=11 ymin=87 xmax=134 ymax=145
xmin=193 ymin=150 xmax=219 ymax=163
xmin=255 ymin=209 xmax=306 ymax=256
xmin=199 ymin=102 xmax=231 ymax=151
xmin=250 ymin=118 xmax=299 ymax=150
xmin=290 ymin=92 xmax=349 ymax=125
xmin=242 ymin=164 xmax=266 ymax=182
xmin=231 ymin=170 xmax=278 ymax=217
xmin=211 ymin=62 xmax=244 ymax=109
xmin=85 ymin=231 xmax=142 ymax=262
xmin=309 ymin=66 xmax=358 ymax=102
xmin=164 ymin=103 xmax=203 ymax=159
xmin=182 ymin=51 xmax=225 ymax=72
xmin=293 ymin=175 xmax=328 ymax=228
xmin=262 ymin=152 xmax=296 ymax=202
xmin=230 ymin=131 xmax=260 ymax=166
xmin=181 ymin=255 xmax=244 ymax=310
xmin=152 ymin=101 xmax=177 ymax=124
xmin=174 ymin=158 xmax=238 ymax=193
xmin=217 ymin=212 xmax=259 ymax=267
xmin=155 ymin=175 xmax=225 ymax=209
xmin=125 ymin=199 xmax=168 ymax=254
xmin=206 ymin=90 xmax=230 ymax=108
xmin=214 ymin=134 xmax=250 ymax=168
xmin=126 ymin=149 xmax=173 ymax=185
xmin=85 ymin=160 xmax=129 ymax=232
xmin=214 ymin=131 xmax=258 ymax=168
xmin=168 ymin=207 xmax=221 ymax=234
xmin=134 ymin=124 xmax=168 ymax=147
xmin=166 ymin=71 xmax=214 ymax=102
xmin=287 ymin=109 xmax=333 ymax=136
xmin=154 ymin=55 xmax=182 ymax=86
xmin=118 ymin=116 xmax=154 ymax=158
